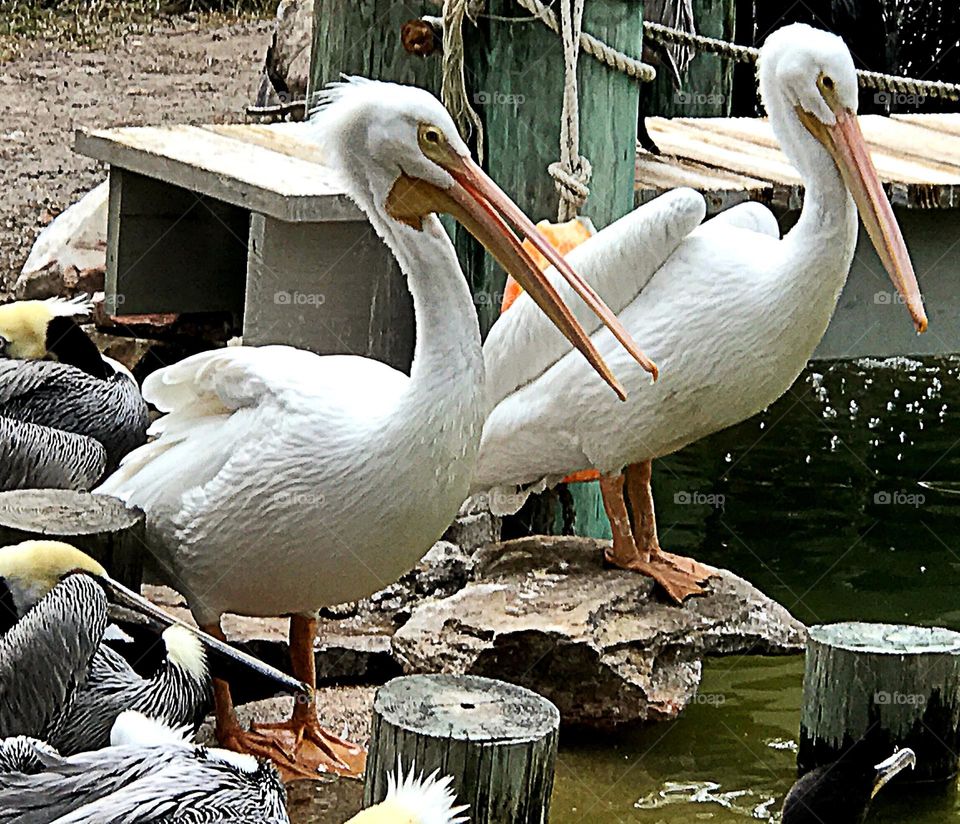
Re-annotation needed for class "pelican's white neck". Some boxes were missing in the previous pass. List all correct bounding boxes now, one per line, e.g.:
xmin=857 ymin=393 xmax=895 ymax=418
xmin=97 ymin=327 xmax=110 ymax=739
xmin=370 ymin=208 xmax=484 ymax=392
xmin=767 ymin=88 xmax=858 ymax=272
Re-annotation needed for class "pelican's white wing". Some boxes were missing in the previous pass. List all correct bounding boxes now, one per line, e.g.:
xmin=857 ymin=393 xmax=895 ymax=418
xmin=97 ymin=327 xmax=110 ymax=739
xmin=97 ymin=345 xmax=406 ymax=516
xmin=483 ymin=188 xmax=706 ymax=408
xmin=697 ymin=200 xmax=780 ymax=238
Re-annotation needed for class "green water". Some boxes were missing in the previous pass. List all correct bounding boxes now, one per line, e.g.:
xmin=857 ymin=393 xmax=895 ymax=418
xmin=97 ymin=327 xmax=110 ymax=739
xmin=298 ymin=356 xmax=960 ymax=822
xmin=551 ymin=355 xmax=960 ymax=823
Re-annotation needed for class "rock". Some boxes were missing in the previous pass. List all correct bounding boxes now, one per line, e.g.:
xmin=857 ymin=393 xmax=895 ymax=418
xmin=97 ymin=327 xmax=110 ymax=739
xmin=443 ymin=508 xmax=501 ymax=553
xmin=365 ymin=539 xmax=477 ymax=622
xmin=16 ymin=181 xmax=108 ymax=300
xmin=136 ymin=585 xmax=398 ymax=693
xmin=392 ymin=536 xmax=807 ymax=728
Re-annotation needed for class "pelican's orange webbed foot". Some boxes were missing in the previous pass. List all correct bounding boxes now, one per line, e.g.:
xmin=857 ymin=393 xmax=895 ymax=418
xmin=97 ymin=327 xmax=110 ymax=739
xmin=250 ymin=712 xmax=366 ymax=782
xmin=603 ymin=548 xmax=710 ymax=604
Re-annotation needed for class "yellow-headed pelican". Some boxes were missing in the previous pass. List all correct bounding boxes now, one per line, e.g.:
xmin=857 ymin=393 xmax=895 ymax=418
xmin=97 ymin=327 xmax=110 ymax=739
xmin=0 ymin=541 xmax=307 ymax=748
xmin=347 ymin=761 xmax=467 ymax=824
xmin=0 ymin=297 xmax=149 ymax=478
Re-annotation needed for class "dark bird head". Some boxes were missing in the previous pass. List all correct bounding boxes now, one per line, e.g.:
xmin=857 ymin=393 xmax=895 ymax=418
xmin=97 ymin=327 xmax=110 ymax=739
xmin=782 ymin=740 xmax=917 ymax=824
xmin=0 ymin=297 xmax=110 ymax=379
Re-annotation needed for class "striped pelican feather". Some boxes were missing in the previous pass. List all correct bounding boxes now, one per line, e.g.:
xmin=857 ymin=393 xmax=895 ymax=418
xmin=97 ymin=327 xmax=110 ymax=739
xmin=46 ymin=626 xmax=212 ymax=756
xmin=0 ymin=715 xmax=288 ymax=824
xmin=0 ymin=416 xmax=106 ymax=491
xmin=0 ymin=575 xmax=106 ymax=741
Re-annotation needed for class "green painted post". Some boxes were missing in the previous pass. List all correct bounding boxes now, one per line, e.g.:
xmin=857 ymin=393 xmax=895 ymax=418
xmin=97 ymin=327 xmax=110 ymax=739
xmin=462 ymin=2 xmax=644 ymax=538
xmin=647 ymin=0 xmax=735 ymax=117
xmin=308 ymin=1 xmax=440 ymax=98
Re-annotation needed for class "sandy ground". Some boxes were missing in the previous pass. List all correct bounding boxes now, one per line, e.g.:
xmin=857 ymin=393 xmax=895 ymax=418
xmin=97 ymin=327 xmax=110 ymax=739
xmin=0 ymin=14 xmax=273 ymax=294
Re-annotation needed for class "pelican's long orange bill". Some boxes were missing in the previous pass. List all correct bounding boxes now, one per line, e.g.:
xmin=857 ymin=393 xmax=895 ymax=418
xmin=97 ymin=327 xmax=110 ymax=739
xmin=384 ymin=144 xmax=659 ymax=398
xmin=800 ymin=103 xmax=928 ymax=333
xmin=449 ymin=156 xmax=659 ymax=381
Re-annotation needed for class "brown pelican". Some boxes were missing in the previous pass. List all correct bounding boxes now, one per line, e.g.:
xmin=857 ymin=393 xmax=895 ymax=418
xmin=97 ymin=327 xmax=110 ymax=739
xmin=0 ymin=417 xmax=106 ymax=491
xmin=0 ymin=297 xmax=149 ymax=477
xmin=0 ymin=541 xmax=307 ymax=749
xmin=0 ymin=711 xmax=289 ymax=823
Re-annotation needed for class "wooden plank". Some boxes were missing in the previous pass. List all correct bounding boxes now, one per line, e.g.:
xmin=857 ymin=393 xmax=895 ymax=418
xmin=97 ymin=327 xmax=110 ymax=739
xmin=688 ymin=116 xmax=960 ymax=184
xmin=647 ymin=119 xmax=804 ymax=183
xmin=201 ymin=123 xmax=327 ymax=166
xmin=76 ymin=125 xmax=360 ymax=223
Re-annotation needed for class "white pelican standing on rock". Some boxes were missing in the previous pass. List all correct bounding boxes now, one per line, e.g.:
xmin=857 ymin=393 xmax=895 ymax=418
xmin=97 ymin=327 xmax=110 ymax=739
xmin=474 ymin=24 xmax=928 ymax=602
xmin=98 ymin=78 xmax=653 ymax=779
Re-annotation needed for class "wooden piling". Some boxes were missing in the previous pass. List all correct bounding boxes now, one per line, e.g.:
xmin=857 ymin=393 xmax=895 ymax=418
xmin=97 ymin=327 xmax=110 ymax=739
xmin=799 ymin=622 xmax=960 ymax=783
xmin=0 ymin=490 xmax=145 ymax=588
xmin=364 ymin=674 xmax=560 ymax=823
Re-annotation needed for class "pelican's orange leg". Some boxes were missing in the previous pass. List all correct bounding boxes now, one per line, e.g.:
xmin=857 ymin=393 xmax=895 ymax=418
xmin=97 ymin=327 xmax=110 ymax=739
xmin=597 ymin=468 xmax=712 ymax=604
xmin=205 ymin=618 xmax=365 ymax=783
xmin=624 ymin=461 xmax=714 ymax=599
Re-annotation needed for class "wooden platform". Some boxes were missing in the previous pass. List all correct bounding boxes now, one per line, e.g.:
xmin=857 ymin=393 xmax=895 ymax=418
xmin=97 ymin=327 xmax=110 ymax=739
xmin=75 ymin=114 xmax=960 ymax=362
xmin=637 ymin=113 xmax=960 ymax=212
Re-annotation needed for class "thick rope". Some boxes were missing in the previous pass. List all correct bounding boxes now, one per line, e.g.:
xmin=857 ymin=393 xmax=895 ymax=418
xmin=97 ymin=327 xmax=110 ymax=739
xmin=424 ymin=3 xmax=960 ymax=102
xmin=549 ymin=0 xmax=592 ymax=220
xmin=643 ymin=19 xmax=960 ymax=101
xmin=441 ymin=0 xmax=485 ymax=161
xmin=513 ymin=0 xmax=657 ymax=82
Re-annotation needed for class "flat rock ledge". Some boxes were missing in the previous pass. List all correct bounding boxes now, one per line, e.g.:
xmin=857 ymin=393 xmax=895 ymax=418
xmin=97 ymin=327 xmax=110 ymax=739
xmin=393 ymin=536 xmax=807 ymax=728
xmin=140 ymin=530 xmax=804 ymax=730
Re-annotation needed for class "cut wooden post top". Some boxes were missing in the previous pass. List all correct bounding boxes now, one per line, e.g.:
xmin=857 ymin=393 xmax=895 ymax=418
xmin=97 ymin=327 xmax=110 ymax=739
xmin=809 ymin=622 xmax=960 ymax=655
xmin=74 ymin=123 xmax=362 ymax=224
xmin=374 ymin=674 xmax=560 ymax=742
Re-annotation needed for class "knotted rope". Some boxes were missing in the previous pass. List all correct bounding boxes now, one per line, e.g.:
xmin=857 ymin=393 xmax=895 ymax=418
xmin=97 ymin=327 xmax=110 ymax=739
xmin=513 ymin=0 xmax=657 ymax=82
xmin=548 ymin=0 xmax=592 ymax=220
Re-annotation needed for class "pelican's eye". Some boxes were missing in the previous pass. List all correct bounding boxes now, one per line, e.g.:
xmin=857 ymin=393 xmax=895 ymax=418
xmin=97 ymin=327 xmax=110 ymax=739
xmin=818 ymin=74 xmax=836 ymax=94
xmin=417 ymin=123 xmax=447 ymax=156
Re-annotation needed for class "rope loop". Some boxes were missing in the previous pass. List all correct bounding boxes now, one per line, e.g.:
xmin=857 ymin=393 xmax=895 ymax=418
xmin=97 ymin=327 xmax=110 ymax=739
xmin=548 ymin=157 xmax=593 ymax=209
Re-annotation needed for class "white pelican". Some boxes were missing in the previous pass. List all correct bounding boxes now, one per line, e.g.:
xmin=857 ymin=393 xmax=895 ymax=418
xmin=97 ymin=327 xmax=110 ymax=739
xmin=474 ymin=24 xmax=927 ymax=603
xmin=97 ymin=78 xmax=653 ymax=779
xmin=0 ymin=297 xmax=149 ymax=475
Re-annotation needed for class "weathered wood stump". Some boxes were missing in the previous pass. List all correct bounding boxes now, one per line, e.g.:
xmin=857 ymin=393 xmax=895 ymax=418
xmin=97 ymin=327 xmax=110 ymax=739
xmin=0 ymin=490 xmax=145 ymax=588
xmin=364 ymin=674 xmax=560 ymax=823
xmin=799 ymin=622 xmax=960 ymax=783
